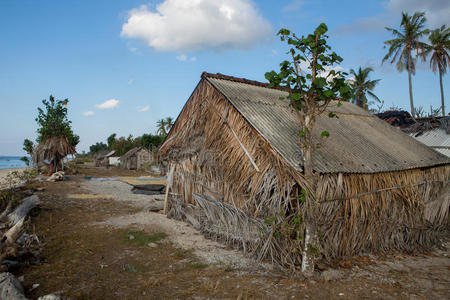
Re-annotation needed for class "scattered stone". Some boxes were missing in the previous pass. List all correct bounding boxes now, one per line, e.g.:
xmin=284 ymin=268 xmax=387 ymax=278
xmin=321 ymin=269 xmax=344 ymax=282
xmin=31 ymin=283 xmax=40 ymax=290
xmin=143 ymin=201 xmax=164 ymax=212
xmin=38 ymin=294 xmax=62 ymax=300
xmin=17 ymin=276 xmax=24 ymax=283
xmin=0 ymin=272 xmax=27 ymax=300
xmin=128 ymin=235 xmax=135 ymax=240
xmin=338 ymin=293 xmax=344 ymax=296
xmin=148 ymin=243 xmax=158 ymax=248
xmin=35 ymin=187 xmax=45 ymax=192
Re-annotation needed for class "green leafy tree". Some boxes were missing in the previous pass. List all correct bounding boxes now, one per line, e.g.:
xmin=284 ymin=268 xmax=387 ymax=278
xmin=349 ymin=67 xmax=381 ymax=110
xmin=23 ymin=138 xmax=34 ymax=156
xmin=107 ymin=133 xmax=117 ymax=150
xmin=427 ymin=25 xmax=450 ymax=116
xmin=89 ymin=142 xmax=108 ymax=154
xmin=265 ymin=23 xmax=352 ymax=275
xmin=140 ymin=133 xmax=164 ymax=150
xmin=383 ymin=12 xmax=429 ymax=118
xmin=36 ymin=95 xmax=79 ymax=147
xmin=20 ymin=156 xmax=30 ymax=166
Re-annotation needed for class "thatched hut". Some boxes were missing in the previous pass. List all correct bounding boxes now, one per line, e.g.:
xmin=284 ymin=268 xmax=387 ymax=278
xmin=94 ymin=150 xmax=115 ymax=167
xmin=158 ymin=72 xmax=450 ymax=268
xmin=377 ymin=112 xmax=450 ymax=157
xmin=33 ymin=136 xmax=76 ymax=171
xmin=120 ymin=147 xmax=153 ymax=170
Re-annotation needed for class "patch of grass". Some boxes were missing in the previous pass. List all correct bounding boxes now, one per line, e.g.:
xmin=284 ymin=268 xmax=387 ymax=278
xmin=122 ymin=230 xmax=167 ymax=246
xmin=190 ymin=262 xmax=208 ymax=269
xmin=174 ymin=248 xmax=192 ymax=259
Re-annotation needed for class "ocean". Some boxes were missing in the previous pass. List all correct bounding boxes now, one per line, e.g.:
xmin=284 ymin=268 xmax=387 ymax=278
xmin=0 ymin=156 xmax=29 ymax=170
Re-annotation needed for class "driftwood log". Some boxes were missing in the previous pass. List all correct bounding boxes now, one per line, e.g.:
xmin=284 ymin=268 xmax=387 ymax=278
xmin=7 ymin=195 xmax=39 ymax=227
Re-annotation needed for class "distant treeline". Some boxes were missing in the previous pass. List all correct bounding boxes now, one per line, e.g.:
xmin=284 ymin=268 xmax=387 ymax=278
xmin=88 ymin=117 xmax=173 ymax=156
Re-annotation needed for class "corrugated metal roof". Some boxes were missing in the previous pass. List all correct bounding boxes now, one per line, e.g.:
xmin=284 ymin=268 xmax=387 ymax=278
xmin=411 ymin=129 xmax=450 ymax=158
xmin=206 ymin=76 xmax=450 ymax=174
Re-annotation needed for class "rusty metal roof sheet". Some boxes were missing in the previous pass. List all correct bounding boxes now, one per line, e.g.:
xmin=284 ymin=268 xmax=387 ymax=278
xmin=206 ymin=76 xmax=450 ymax=174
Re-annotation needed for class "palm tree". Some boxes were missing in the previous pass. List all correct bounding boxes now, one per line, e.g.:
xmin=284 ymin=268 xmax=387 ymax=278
xmin=156 ymin=119 xmax=167 ymax=136
xmin=165 ymin=117 xmax=174 ymax=132
xmin=428 ymin=25 xmax=450 ymax=117
xmin=349 ymin=67 xmax=381 ymax=110
xmin=383 ymin=12 xmax=429 ymax=118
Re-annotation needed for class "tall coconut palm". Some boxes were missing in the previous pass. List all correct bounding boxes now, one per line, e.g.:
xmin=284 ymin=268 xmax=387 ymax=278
xmin=428 ymin=25 xmax=450 ymax=116
xmin=383 ymin=12 xmax=429 ymax=118
xmin=165 ymin=117 xmax=174 ymax=132
xmin=156 ymin=119 xmax=167 ymax=137
xmin=349 ymin=67 xmax=381 ymax=110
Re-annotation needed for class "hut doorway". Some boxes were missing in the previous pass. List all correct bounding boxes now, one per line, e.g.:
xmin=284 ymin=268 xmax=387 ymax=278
xmin=130 ymin=156 xmax=137 ymax=169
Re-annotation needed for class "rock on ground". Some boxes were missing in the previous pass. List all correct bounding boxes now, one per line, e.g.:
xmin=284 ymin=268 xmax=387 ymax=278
xmin=0 ymin=272 xmax=27 ymax=300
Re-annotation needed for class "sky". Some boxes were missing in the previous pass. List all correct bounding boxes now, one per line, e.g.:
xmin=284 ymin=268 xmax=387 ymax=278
xmin=0 ymin=0 xmax=449 ymax=155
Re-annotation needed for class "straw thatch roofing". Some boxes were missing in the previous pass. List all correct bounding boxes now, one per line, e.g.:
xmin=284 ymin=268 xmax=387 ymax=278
xmin=119 ymin=147 xmax=147 ymax=161
xmin=201 ymin=73 xmax=449 ymax=173
xmin=33 ymin=136 xmax=76 ymax=164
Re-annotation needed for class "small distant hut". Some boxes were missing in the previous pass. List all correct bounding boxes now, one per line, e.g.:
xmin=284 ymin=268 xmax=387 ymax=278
xmin=33 ymin=136 xmax=76 ymax=172
xmin=159 ymin=72 xmax=450 ymax=268
xmin=94 ymin=150 xmax=115 ymax=167
xmin=120 ymin=147 xmax=153 ymax=170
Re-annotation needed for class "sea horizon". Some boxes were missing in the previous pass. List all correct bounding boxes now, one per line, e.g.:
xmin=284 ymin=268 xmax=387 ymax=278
xmin=0 ymin=155 xmax=29 ymax=170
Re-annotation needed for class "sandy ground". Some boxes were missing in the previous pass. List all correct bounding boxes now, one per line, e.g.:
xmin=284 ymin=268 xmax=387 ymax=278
xmin=12 ymin=169 xmax=450 ymax=299
xmin=0 ymin=167 xmax=30 ymax=190
xmin=83 ymin=179 xmax=262 ymax=269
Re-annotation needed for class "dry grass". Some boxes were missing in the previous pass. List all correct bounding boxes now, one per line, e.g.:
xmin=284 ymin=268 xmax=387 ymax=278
xmin=159 ymin=79 xmax=450 ymax=270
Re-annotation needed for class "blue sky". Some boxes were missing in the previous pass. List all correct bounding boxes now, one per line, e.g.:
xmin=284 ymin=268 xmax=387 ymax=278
xmin=0 ymin=0 xmax=448 ymax=155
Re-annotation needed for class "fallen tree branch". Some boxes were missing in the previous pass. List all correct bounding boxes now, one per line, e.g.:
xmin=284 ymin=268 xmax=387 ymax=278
xmin=7 ymin=195 xmax=39 ymax=227
xmin=3 ymin=217 xmax=25 ymax=245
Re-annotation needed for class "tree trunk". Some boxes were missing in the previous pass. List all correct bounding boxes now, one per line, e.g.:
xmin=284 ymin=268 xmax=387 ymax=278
xmin=300 ymin=117 xmax=317 ymax=277
xmin=439 ymin=70 xmax=445 ymax=117
xmin=408 ymin=53 xmax=415 ymax=118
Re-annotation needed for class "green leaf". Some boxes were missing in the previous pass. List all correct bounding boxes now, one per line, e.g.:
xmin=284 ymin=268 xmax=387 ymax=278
xmin=321 ymin=131 xmax=330 ymax=138
xmin=337 ymin=101 xmax=342 ymax=107
xmin=292 ymin=93 xmax=301 ymax=100
xmin=299 ymin=130 xmax=305 ymax=136
xmin=328 ymin=112 xmax=337 ymax=118
xmin=323 ymin=90 xmax=333 ymax=97
xmin=279 ymin=97 xmax=285 ymax=101
xmin=314 ymin=23 xmax=328 ymax=36
xmin=312 ymin=77 xmax=327 ymax=89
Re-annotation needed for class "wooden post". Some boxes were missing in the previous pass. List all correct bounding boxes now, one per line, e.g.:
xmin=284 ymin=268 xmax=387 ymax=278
xmin=162 ymin=165 xmax=174 ymax=215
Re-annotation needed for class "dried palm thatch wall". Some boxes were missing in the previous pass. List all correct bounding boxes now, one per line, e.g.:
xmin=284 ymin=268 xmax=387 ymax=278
xmin=33 ymin=136 xmax=76 ymax=169
xmin=159 ymin=78 xmax=450 ymax=268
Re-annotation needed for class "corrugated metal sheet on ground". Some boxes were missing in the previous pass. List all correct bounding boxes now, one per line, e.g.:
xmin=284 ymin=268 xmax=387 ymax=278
xmin=411 ymin=129 xmax=450 ymax=158
xmin=207 ymin=77 xmax=450 ymax=174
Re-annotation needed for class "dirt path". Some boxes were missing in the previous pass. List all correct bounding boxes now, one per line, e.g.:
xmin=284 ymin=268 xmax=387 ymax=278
xmin=17 ymin=174 xmax=450 ymax=299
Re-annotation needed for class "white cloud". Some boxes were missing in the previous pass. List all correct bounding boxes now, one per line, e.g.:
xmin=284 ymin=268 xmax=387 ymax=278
xmin=282 ymin=0 xmax=303 ymax=12
xmin=83 ymin=111 xmax=95 ymax=116
xmin=128 ymin=78 xmax=134 ymax=85
xmin=138 ymin=105 xmax=150 ymax=112
xmin=130 ymin=47 xmax=137 ymax=52
xmin=386 ymin=0 xmax=449 ymax=27
xmin=336 ymin=0 xmax=449 ymax=35
xmin=96 ymin=99 xmax=120 ymax=109
xmin=176 ymin=54 xmax=187 ymax=61
xmin=121 ymin=0 xmax=272 ymax=52
xmin=176 ymin=54 xmax=197 ymax=62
